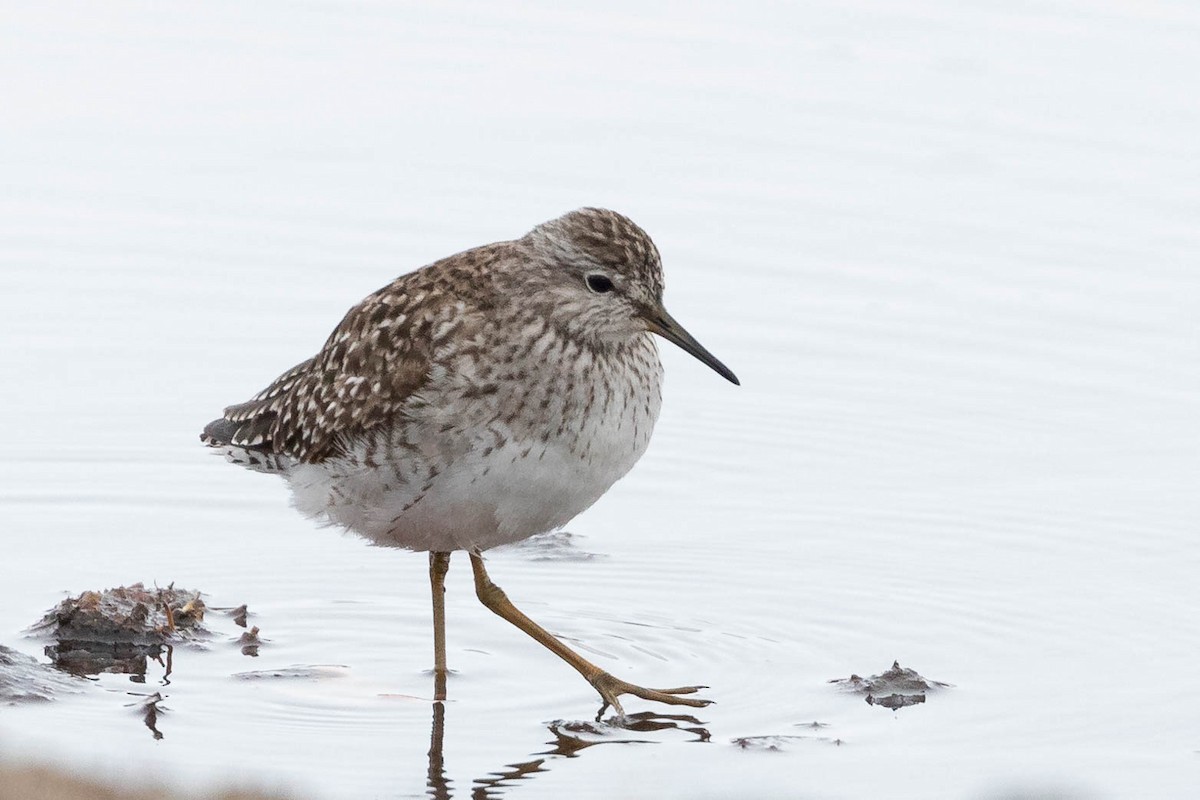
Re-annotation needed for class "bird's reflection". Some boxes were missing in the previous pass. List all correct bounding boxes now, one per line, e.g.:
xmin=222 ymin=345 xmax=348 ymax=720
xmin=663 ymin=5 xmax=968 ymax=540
xmin=39 ymin=622 xmax=712 ymax=785
xmin=426 ymin=703 xmax=710 ymax=799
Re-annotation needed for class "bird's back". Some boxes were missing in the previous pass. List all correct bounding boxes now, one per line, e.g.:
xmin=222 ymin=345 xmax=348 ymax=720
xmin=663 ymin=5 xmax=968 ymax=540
xmin=201 ymin=242 xmax=505 ymax=469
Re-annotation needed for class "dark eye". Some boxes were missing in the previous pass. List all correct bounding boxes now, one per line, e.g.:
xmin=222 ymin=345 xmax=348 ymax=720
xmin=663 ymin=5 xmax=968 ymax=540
xmin=586 ymin=274 xmax=614 ymax=294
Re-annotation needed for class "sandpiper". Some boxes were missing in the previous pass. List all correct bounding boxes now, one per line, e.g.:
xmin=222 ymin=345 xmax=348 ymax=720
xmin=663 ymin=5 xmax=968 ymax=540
xmin=202 ymin=208 xmax=739 ymax=715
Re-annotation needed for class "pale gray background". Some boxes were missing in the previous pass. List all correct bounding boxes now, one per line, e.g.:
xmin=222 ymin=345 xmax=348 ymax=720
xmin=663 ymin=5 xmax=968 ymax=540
xmin=1 ymin=2 xmax=1197 ymax=798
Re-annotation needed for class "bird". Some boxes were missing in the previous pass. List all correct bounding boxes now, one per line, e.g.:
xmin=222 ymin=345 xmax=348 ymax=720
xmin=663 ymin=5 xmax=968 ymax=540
xmin=201 ymin=208 xmax=739 ymax=715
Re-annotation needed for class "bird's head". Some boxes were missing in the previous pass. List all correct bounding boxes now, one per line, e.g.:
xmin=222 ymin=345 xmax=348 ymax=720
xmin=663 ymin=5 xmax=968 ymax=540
xmin=519 ymin=207 xmax=739 ymax=385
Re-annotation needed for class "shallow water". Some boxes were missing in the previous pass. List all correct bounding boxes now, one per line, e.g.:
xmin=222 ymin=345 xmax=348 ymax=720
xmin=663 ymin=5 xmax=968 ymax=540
xmin=2 ymin=1 xmax=1198 ymax=798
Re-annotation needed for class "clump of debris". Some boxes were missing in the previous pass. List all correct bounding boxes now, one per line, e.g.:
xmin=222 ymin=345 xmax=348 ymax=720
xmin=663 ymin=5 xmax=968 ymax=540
xmin=830 ymin=660 xmax=951 ymax=710
xmin=6 ymin=583 xmax=260 ymax=737
xmin=33 ymin=582 xmax=210 ymax=644
xmin=237 ymin=626 xmax=265 ymax=657
xmin=28 ymin=583 xmax=221 ymax=677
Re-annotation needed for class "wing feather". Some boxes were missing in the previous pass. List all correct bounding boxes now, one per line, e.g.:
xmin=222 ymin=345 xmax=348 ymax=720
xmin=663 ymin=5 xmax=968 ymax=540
xmin=203 ymin=276 xmax=459 ymax=461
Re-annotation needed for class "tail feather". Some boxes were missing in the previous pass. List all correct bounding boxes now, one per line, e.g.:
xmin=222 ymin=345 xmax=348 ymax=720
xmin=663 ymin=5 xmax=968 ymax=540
xmin=200 ymin=417 xmax=240 ymax=447
xmin=200 ymin=357 xmax=316 ymax=474
xmin=201 ymin=418 xmax=292 ymax=474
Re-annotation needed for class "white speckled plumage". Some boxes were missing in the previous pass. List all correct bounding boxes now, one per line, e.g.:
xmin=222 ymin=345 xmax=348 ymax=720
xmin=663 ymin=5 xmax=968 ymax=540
xmin=286 ymin=333 xmax=662 ymax=552
xmin=203 ymin=208 xmax=695 ymax=553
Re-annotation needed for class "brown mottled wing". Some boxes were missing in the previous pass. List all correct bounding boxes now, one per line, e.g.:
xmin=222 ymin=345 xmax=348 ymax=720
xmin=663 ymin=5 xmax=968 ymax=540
xmin=201 ymin=356 xmax=316 ymax=454
xmin=203 ymin=276 xmax=451 ymax=463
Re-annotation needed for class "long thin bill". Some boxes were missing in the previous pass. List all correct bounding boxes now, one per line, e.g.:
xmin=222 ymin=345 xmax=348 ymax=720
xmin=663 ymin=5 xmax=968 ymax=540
xmin=645 ymin=307 xmax=740 ymax=386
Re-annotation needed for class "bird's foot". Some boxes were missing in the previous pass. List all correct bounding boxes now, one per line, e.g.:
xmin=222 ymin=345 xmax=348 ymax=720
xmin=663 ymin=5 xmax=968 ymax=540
xmin=589 ymin=672 xmax=711 ymax=720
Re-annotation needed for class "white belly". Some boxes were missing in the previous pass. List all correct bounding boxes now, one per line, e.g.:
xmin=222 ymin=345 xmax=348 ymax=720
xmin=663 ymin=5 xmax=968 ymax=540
xmin=284 ymin=336 xmax=663 ymax=552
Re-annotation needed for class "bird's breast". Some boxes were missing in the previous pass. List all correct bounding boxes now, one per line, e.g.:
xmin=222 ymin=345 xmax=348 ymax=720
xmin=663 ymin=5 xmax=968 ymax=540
xmin=289 ymin=331 xmax=664 ymax=552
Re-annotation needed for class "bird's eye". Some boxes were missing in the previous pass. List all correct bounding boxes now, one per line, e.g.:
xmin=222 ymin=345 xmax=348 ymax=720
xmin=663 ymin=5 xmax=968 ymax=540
xmin=586 ymin=274 xmax=615 ymax=294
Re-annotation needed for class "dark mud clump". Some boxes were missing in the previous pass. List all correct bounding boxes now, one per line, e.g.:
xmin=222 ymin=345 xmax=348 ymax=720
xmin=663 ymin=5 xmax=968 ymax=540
xmin=30 ymin=583 xmax=211 ymax=677
xmin=237 ymin=626 xmax=264 ymax=657
xmin=228 ymin=604 xmax=249 ymax=627
xmin=34 ymin=583 xmax=209 ymax=643
xmin=830 ymin=660 xmax=951 ymax=710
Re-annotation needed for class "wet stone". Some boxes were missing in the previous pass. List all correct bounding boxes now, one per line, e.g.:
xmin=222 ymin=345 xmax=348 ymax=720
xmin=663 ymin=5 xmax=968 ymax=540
xmin=546 ymin=712 xmax=710 ymax=750
xmin=496 ymin=530 xmax=603 ymax=562
xmin=732 ymin=734 xmax=843 ymax=751
xmin=233 ymin=665 xmax=348 ymax=681
xmin=0 ymin=645 xmax=82 ymax=703
xmin=830 ymin=660 xmax=951 ymax=710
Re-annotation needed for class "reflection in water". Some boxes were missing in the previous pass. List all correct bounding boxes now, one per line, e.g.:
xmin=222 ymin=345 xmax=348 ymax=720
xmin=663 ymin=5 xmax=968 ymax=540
xmin=159 ymin=644 xmax=175 ymax=686
xmin=126 ymin=691 xmax=168 ymax=740
xmin=427 ymin=702 xmax=451 ymax=800
xmin=28 ymin=581 xmax=714 ymax=785
xmin=46 ymin=640 xmax=163 ymax=681
xmin=49 ymin=642 xmax=178 ymax=740
xmin=426 ymin=703 xmax=710 ymax=799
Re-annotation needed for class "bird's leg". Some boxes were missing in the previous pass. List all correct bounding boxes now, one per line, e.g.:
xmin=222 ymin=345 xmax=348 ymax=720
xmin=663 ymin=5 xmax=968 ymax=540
xmin=468 ymin=550 xmax=710 ymax=717
xmin=429 ymin=551 xmax=451 ymax=701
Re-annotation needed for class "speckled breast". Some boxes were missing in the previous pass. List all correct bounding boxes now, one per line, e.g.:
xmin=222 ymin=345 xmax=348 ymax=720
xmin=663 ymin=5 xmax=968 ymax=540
xmin=287 ymin=330 xmax=664 ymax=553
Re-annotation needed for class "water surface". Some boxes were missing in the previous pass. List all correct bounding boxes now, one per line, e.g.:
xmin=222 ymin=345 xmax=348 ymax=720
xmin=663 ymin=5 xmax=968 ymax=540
xmin=1 ymin=2 xmax=1198 ymax=798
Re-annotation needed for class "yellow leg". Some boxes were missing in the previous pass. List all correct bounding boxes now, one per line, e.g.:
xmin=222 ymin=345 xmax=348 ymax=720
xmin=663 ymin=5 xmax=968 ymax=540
xmin=429 ymin=551 xmax=451 ymax=701
xmin=469 ymin=550 xmax=710 ymax=716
